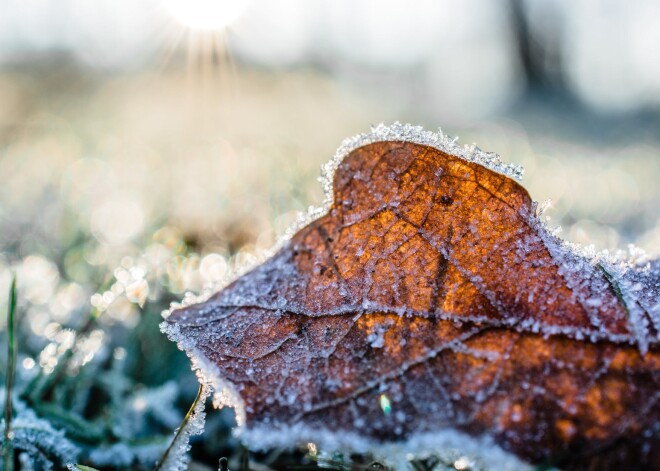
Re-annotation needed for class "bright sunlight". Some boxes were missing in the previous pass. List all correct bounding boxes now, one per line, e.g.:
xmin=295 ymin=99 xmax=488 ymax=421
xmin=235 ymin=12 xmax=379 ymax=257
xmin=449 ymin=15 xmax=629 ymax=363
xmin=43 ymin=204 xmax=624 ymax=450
xmin=164 ymin=0 xmax=251 ymax=31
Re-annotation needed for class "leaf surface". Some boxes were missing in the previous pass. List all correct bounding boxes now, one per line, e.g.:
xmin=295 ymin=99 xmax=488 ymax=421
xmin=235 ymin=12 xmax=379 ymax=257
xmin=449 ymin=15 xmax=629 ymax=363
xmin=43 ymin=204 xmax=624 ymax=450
xmin=164 ymin=128 xmax=660 ymax=470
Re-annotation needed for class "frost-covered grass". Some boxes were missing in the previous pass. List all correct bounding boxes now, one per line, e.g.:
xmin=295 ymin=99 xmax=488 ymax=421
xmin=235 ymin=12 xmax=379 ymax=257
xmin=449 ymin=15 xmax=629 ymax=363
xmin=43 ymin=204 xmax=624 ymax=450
xmin=0 ymin=225 xmax=408 ymax=470
xmin=0 ymin=263 xmax=213 ymax=469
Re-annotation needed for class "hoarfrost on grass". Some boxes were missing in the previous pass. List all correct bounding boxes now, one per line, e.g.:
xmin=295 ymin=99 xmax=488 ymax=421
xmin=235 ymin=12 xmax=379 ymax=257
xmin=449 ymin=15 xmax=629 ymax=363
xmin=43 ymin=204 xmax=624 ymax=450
xmin=153 ymin=383 xmax=211 ymax=471
xmin=117 ymin=381 xmax=182 ymax=438
xmin=89 ymin=441 xmax=167 ymax=469
xmin=1 ymin=390 xmax=80 ymax=470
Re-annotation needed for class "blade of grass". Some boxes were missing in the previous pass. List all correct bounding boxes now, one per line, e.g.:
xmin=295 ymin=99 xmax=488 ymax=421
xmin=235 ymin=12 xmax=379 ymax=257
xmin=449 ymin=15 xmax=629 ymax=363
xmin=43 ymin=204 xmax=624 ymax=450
xmin=596 ymin=263 xmax=629 ymax=314
xmin=3 ymin=274 xmax=17 ymax=471
xmin=68 ymin=465 xmax=101 ymax=471
xmin=154 ymin=384 xmax=205 ymax=471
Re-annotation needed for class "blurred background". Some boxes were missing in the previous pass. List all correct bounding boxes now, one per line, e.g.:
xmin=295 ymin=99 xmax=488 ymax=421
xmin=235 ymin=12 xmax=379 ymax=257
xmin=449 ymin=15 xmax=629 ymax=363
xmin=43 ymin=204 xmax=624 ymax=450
xmin=0 ymin=1 xmax=659 ymax=468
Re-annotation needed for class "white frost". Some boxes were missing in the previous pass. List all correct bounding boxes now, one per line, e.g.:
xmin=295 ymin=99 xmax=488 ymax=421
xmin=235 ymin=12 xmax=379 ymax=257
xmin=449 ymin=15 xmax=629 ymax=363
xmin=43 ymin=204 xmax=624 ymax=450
xmin=240 ymin=423 xmax=532 ymax=471
xmin=320 ymin=122 xmax=524 ymax=208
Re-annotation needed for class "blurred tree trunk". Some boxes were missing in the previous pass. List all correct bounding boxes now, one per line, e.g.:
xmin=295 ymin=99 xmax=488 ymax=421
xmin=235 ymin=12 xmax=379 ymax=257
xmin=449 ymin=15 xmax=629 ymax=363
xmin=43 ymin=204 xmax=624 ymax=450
xmin=510 ymin=0 xmax=565 ymax=92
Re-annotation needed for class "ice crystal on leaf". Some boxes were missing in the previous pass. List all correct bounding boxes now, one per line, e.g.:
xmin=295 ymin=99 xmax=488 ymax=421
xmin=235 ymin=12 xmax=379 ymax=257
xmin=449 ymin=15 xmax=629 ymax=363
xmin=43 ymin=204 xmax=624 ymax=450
xmin=162 ymin=123 xmax=660 ymax=470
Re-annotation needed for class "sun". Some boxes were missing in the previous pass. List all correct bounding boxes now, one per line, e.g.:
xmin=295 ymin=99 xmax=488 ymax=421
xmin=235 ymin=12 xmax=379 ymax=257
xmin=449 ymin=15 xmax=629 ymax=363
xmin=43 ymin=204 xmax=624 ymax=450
xmin=164 ymin=0 xmax=251 ymax=31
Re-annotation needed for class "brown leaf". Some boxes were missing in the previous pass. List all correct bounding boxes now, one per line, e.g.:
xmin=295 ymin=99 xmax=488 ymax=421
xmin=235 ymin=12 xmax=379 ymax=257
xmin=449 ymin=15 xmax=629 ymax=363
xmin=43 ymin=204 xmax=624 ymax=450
xmin=163 ymin=125 xmax=660 ymax=470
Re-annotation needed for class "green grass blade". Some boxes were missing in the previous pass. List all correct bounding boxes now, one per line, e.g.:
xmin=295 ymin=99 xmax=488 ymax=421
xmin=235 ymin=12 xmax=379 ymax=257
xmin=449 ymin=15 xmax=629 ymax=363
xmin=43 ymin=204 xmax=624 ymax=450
xmin=3 ymin=274 xmax=17 ymax=471
xmin=69 ymin=465 xmax=101 ymax=471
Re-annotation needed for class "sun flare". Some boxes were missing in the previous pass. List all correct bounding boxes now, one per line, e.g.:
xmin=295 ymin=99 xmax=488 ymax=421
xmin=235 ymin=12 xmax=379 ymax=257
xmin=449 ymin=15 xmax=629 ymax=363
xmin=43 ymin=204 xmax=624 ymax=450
xmin=164 ymin=0 xmax=251 ymax=31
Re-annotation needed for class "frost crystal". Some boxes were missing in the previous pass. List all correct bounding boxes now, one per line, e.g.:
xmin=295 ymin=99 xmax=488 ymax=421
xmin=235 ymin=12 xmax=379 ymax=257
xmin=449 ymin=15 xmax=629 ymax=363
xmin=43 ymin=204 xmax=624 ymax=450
xmin=320 ymin=122 xmax=524 ymax=208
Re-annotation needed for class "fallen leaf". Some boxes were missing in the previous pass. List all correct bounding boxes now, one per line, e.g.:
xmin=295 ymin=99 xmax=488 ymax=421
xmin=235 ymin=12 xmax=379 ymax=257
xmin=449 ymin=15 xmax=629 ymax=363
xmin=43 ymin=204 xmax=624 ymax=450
xmin=163 ymin=124 xmax=660 ymax=470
